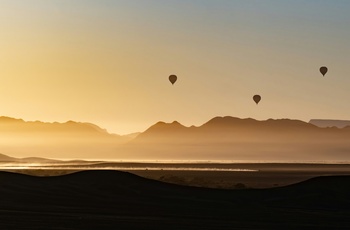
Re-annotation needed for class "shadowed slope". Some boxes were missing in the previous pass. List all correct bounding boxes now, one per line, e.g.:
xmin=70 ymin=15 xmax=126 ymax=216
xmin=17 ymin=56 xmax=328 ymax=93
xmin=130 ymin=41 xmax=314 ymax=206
xmin=1 ymin=170 xmax=350 ymax=229
xmin=256 ymin=175 xmax=350 ymax=211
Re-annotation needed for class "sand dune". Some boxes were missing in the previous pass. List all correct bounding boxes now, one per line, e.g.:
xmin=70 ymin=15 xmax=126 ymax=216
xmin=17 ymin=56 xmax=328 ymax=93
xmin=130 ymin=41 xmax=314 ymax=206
xmin=1 ymin=170 xmax=350 ymax=229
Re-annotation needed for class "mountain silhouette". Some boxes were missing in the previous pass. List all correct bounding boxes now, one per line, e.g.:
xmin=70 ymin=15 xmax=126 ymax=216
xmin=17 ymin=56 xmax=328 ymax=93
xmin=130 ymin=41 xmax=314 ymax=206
xmin=310 ymin=119 xmax=350 ymax=128
xmin=0 ymin=116 xmax=130 ymax=159
xmin=0 ymin=116 xmax=117 ymax=135
xmin=0 ymin=153 xmax=59 ymax=163
xmin=136 ymin=116 xmax=319 ymax=141
xmin=121 ymin=116 xmax=350 ymax=161
xmin=2 ymin=115 xmax=350 ymax=161
xmin=0 ymin=153 xmax=17 ymax=162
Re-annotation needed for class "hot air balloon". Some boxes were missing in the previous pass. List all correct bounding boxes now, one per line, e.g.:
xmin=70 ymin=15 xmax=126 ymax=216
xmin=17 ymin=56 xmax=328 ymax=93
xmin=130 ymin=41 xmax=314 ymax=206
xmin=320 ymin=66 xmax=328 ymax=76
xmin=169 ymin=75 xmax=177 ymax=85
xmin=253 ymin=95 xmax=261 ymax=105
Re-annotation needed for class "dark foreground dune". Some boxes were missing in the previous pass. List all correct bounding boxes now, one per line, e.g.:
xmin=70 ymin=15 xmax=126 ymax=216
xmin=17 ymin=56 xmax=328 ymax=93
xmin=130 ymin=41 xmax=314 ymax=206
xmin=1 ymin=170 xmax=350 ymax=229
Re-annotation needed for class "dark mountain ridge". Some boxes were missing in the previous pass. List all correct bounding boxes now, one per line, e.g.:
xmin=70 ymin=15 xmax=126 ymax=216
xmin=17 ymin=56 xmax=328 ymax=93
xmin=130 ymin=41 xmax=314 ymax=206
xmin=138 ymin=116 xmax=326 ymax=138
xmin=134 ymin=116 xmax=350 ymax=144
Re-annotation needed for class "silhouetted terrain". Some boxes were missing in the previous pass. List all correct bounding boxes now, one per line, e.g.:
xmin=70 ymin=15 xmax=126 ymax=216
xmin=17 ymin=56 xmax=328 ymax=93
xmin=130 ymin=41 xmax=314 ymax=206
xmin=120 ymin=116 xmax=350 ymax=161
xmin=0 ymin=170 xmax=349 ymax=229
xmin=0 ymin=153 xmax=59 ymax=163
xmin=3 ymin=116 xmax=350 ymax=161
xmin=0 ymin=116 xmax=128 ymax=158
xmin=310 ymin=119 xmax=350 ymax=128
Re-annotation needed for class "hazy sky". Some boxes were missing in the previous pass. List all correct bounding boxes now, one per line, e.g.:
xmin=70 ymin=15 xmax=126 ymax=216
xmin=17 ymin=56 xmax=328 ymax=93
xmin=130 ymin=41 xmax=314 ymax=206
xmin=1 ymin=1 xmax=350 ymax=134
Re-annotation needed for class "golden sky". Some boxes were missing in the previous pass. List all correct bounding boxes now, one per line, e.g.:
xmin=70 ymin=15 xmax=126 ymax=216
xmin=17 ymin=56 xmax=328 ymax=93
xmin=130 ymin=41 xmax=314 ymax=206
xmin=1 ymin=1 xmax=350 ymax=134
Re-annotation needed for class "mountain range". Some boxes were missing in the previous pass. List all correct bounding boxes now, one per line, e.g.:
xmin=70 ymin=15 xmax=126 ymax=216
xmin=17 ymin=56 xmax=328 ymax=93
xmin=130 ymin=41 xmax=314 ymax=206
xmin=119 ymin=117 xmax=350 ymax=161
xmin=1 ymin=116 xmax=350 ymax=161
xmin=309 ymin=119 xmax=350 ymax=128
xmin=0 ymin=116 xmax=130 ymax=159
xmin=0 ymin=153 xmax=59 ymax=163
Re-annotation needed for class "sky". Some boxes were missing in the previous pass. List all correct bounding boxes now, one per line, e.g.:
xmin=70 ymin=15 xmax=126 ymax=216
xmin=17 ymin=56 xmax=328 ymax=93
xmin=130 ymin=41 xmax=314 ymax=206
xmin=1 ymin=0 xmax=350 ymax=134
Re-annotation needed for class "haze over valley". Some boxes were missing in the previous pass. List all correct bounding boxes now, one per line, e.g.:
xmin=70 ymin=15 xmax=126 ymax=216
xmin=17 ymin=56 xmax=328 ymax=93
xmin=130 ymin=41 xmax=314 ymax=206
xmin=2 ymin=1 xmax=350 ymax=228
xmin=2 ymin=116 xmax=350 ymax=162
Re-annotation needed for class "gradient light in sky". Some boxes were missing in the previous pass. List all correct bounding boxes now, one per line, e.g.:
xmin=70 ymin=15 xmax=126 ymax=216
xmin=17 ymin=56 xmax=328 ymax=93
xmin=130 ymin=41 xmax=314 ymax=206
xmin=1 ymin=1 xmax=350 ymax=134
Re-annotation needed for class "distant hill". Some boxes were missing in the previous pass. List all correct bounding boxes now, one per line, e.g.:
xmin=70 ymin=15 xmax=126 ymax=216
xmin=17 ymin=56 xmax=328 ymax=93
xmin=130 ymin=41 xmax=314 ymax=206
xmin=0 ymin=116 xmax=117 ymax=135
xmin=0 ymin=153 xmax=17 ymax=162
xmin=118 ymin=116 xmax=350 ymax=161
xmin=0 ymin=153 xmax=58 ymax=163
xmin=309 ymin=119 xmax=350 ymax=128
xmin=0 ymin=116 xmax=133 ymax=159
xmin=3 ymin=115 xmax=350 ymax=161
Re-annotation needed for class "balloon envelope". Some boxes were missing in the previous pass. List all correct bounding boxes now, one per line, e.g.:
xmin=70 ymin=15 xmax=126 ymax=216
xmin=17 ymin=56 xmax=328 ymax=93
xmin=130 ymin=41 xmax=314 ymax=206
xmin=253 ymin=95 xmax=261 ymax=104
xmin=320 ymin=66 xmax=328 ymax=76
xmin=169 ymin=75 xmax=177 ymax=85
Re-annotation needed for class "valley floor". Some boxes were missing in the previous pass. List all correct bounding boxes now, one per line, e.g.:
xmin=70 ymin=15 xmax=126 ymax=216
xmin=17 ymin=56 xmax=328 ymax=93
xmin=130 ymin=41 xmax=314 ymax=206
xmin=5 ymin=163 xmax=350 ymax=188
